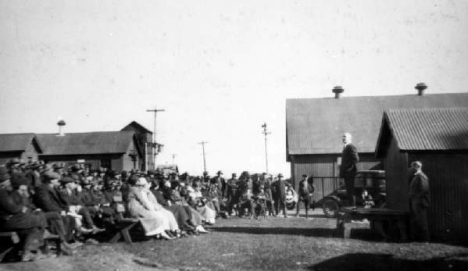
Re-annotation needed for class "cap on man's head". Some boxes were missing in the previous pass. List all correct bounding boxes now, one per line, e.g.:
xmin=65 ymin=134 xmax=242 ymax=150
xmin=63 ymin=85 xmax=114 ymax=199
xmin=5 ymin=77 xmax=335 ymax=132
xmin=0 ymin=166 xmax=11 ymax=182
xmin=217 ymin=170 xmax=223 ymax=175
xmin=60 ymin=176 xmax=75 ymax=184
xmin=232 ymin=173 xmax=237 ymax=177
xmin=277 ymin=173 xmax=283 ymax=177
xmin=302 ymin=174 xmax=308 ymax=178
xmin=411 ymin=161 xmax=422 ymax=168
xmin=43 ymin=171 xmax=61 ymax=181
xmin=53 ymin=163 xmax=65 ymax=170
xmin=70 ymin=165 xmax=83 ymax=172
xmin=29 ymin=162 xmax=41 ymax=170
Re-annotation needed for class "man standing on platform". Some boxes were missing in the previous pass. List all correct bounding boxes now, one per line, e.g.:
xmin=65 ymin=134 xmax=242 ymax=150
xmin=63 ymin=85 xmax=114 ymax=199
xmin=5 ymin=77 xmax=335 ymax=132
xmin=340 ymin=133 xmax=359 ymax=208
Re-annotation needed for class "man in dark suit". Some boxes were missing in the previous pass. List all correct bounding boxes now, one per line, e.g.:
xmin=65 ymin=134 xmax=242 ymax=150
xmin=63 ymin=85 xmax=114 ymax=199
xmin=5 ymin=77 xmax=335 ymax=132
xmin=34 ymin=172 xmax=77 ymax=246
xmin=273 ymin=173 xmax=287 ymax=218
xmin=0 ymin=167 xmax=48 ymax=261
xmin=340 ymin=133 xmax=359 ymax=208
xmin=408 ymin=161 xmax=430 ymax=242
xmin=296 ymin=174 xmax=314 ymax=218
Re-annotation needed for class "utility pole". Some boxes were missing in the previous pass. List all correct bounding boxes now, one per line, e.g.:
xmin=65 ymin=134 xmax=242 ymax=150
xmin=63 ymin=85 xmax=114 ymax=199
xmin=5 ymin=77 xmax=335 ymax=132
xmin=172 ymin=154 xmax=176 ymax=164
xmin=146 ymin=107 xmax=165 ymax=168
xmin=199 ymin=141 xmax=208 ymax=173
xmin=261 ymin=123 xmax=271 ymax=173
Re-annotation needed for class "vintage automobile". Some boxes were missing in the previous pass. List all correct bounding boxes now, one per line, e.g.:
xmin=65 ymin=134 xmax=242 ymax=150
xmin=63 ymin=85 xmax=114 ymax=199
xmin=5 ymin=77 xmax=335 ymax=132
xmin=321 ymin=170 xmax=386 ymax=218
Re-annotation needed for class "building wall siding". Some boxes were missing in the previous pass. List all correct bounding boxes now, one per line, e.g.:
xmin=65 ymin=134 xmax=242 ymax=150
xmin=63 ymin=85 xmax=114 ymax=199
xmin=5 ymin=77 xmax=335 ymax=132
xmin=384 ymin=136 xmax=409 ymax=211
xmin=122 ymin=139 xmax=141 ymax=172
xmin=20 ymin=139 xmax=40 ymax=162
xmin=0 ymin=152 xmax=23 ymax=165
xmin=40 ymin=154 xmax=122 ymax=170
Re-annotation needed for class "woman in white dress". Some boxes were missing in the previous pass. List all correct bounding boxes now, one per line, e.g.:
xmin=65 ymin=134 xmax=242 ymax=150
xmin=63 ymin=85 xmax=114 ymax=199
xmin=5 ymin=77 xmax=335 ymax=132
xmin=188 ymin=182 xmax=216 ymax=225
xmin=126 ymin=175 xmax=174 ymax=240
xmin=138 ymin=178 xmax=184 ymax=237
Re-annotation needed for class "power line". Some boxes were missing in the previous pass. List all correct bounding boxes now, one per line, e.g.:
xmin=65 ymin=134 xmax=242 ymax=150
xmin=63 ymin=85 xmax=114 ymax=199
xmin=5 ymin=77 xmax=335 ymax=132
xmin=199 ymin=141 xmax=208 ymax=173
xmin=146 ymin=107 xmax=165 ymax=168
xmin=261 ymin=123 xmax=271 ymax=173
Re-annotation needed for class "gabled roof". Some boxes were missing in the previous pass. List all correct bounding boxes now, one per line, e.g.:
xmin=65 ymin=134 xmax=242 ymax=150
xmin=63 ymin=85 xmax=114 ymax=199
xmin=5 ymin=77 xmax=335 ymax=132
xmin=36 ymin=131 xmax=136 ymax=156
xmin=376 ymin=108 xmax=468 ymax=156
xmin=121 ymin=121 xmax=153 ymax=134
xmin=0 ymin=133 xmax=40 ymax=152
xmin=286 ymin=92 xmax=468 ymax=158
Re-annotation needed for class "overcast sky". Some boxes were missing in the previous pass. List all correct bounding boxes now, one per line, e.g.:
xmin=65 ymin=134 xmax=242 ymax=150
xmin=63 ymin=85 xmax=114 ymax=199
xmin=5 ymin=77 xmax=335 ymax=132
xmin=1 ymin=0 xmax=467 ymax=177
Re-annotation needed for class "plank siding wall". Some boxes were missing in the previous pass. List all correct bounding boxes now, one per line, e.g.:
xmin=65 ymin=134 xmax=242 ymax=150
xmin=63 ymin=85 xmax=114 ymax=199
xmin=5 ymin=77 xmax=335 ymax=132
xmin=384 ymin=137 xmax=409 ymax=211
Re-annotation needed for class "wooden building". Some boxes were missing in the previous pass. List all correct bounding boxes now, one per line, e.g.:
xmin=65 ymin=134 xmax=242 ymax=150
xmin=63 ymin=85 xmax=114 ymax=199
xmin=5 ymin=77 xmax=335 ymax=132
xmin=0 ymin=133 xmax=42 ymax=165
xmin=36 ymin=131 xmax=142 ymax=172
xmin=286 ymin=89 xmax=468 ymax=201
xmin=375 ymin=107 xmax=468 ymax=242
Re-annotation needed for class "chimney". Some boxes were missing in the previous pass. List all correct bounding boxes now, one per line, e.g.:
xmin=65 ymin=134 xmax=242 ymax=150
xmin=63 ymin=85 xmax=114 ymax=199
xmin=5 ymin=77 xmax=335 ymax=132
xmin=415 ymin=82 xmax=427 ymax=96
xmin=332 ymin=86 xmax=344 ymax=99
xmin=57 ymin=119 xmax=66 ymax=136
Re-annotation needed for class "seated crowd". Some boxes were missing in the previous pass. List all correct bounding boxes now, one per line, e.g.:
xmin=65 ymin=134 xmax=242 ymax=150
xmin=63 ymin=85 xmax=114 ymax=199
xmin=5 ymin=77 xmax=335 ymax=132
xmin=0 ymin=159 xmax=299 ymax=262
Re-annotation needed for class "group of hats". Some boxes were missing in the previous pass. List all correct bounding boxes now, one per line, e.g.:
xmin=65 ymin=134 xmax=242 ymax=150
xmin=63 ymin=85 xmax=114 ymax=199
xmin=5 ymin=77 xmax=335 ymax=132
xmin=0 ymin=167 xmax=29 ymax=188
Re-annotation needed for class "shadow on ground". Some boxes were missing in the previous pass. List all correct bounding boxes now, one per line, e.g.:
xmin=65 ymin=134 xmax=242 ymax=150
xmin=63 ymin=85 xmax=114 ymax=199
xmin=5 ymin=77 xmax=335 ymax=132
xmin=308 ymin=253 xmax=468 ymax=271
xmin=211 ymin=226 xmax=380 ymax=240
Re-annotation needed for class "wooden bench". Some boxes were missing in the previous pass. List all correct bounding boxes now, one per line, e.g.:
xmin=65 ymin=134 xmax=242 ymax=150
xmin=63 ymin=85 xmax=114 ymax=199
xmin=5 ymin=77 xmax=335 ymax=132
xmin=336 ymin=207 xmax=409 ymax=241
xmin=0 ymin=230 xmax=61 ymax=261
xmin=108 ymin=196 xmax=140 ymax=245
xmin=0 ymin=231 xmax=20 ymax=262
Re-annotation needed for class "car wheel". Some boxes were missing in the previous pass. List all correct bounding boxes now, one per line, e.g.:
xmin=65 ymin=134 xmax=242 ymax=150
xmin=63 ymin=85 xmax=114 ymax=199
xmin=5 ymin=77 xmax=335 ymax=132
xmin=323 ymin=199 xmax=339 ymax=218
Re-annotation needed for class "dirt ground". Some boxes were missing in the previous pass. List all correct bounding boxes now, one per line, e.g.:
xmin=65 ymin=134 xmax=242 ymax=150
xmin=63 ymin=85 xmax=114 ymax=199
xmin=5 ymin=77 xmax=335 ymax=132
xmin=1 ymin=209 xmax=467 ymax=271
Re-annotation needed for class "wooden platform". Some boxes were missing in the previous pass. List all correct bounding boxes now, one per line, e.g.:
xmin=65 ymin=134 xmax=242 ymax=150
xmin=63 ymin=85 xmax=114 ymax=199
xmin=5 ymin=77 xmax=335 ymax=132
xmin=336 ymin=208 xmax=409 ymax=241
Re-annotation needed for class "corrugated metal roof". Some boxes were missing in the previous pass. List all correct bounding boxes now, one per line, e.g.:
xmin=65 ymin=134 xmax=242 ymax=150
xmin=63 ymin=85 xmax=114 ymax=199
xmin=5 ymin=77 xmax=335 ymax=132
xmin=0 ymin=133 xmax=36 ymax=152
xmin=286 ymin=93 xmax=468 ymax=156
xmin=384 ymin=108 xmax=468 ymax=151
xmin=36 ymin=131 xmax=135 ymax=155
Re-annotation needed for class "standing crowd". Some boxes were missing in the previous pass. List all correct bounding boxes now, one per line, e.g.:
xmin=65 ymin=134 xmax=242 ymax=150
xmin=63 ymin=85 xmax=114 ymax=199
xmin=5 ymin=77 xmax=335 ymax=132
xmin=0 ymin=159 xmax=313 ymax=262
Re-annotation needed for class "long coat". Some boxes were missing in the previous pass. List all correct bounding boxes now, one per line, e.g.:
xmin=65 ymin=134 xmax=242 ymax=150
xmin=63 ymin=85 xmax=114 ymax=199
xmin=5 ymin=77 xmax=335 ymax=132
xmin=340 ymin=143 xmax=359 ymax=177
xmin=127 ymin=186 xmax=168 ymax=235
xmin=34 ymin=184 xmax=68 ymax=213
xmin=273 ymin=180 xmax=286 ymax=202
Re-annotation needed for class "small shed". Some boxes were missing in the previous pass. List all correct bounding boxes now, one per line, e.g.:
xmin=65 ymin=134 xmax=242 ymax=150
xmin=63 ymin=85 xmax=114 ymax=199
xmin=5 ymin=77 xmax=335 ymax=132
xmin=375 ymin=107 xmax=468 ymax=242
xmin=0 ymin=133 xmax=42 ymax=165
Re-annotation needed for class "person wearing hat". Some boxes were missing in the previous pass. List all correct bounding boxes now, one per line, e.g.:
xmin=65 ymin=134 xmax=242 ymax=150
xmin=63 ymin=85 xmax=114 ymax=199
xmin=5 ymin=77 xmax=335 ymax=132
xmin=7 ymin=158 xmax=24 ymax=175
xmin=273 ymin=173 xmax=288 ymax=218
xmin=225 ymin=173 xmax=240 ymax=216
xmin=25 ymin=162 xmax=42 ymax=189
xmin=52 ymin=163 xmax=66 ymax=176
xmin=0 ymin=167 xmax=50 ymax=261
xmin=34 ymin=171 xmax=78 ymax=246
xmin=296 ymin=174 xmax=315 ymax=218
xmin=58 ymin=176 xmax=104 ymax=236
